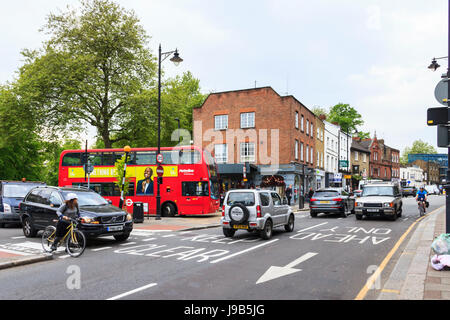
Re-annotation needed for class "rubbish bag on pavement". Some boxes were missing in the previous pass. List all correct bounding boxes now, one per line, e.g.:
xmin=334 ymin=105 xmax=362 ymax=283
xmin=431 ymin=234 xmax=450 ymax=255
xmin=431 ymin=254 xmax=450 ymax=271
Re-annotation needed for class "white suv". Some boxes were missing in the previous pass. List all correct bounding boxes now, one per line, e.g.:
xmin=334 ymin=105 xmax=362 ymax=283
xmin=221 ymin=189 xmax=295 ymax=240
xmin=355 ymin=183 xmax=403 ymax=221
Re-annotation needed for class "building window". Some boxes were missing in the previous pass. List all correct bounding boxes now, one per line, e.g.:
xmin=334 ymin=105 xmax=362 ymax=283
xmin=354 ymin=151 xmax=358 ymax=161
xmin=240 ymin=112 xmax=255 ymax=129
xmin=214 ymin=115 xmax=228 ymax=130
xmin=311 ymin=123 xmax=314 ymax=138
xmin=214 ymin=144 xmax=228 ymax=164
xmin=240 ymin=142 xmax=255 ymax=162
xmin=306 ymin=145 xmax=309 ymax=163
xmin=295 ymin=140 xmax=299 ymax=160
xmin=310 ymin=147 xmax=314 ymax=164
xmin=363 ymin=154 xmax=367 ymax=163
xmin=306 ymin=120 xmax=309 ymax=135
xmin=295 ymin=112 xmax=299 ymax=129
xmin=300 ymin=143 xmax=304 ymax=162
xmin=301 ymin=115 xmax=304 ymax=131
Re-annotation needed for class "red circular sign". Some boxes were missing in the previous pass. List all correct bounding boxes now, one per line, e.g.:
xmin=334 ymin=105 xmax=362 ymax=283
xmin=157 ymin=153 xmax=163 ymax=163
xmin=156 ymin=165 xmax=164 ymax=177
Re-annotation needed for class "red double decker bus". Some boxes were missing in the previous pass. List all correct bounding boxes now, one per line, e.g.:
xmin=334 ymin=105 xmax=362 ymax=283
xmin=58 ymin=146 xmax=220 ymax=216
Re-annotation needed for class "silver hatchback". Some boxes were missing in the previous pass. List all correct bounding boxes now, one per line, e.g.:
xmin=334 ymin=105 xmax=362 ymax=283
xmin=221 ymin=189 xmax=295 ymax=240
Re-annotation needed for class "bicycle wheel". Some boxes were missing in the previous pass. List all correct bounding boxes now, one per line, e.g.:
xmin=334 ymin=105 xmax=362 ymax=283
xmin=419 ymin=204 xmax=425 ymax=217
xmin=66 ymin=229 xmax=86 ymax=257
xmin=41 ymin=225 xmax=57 ymax=253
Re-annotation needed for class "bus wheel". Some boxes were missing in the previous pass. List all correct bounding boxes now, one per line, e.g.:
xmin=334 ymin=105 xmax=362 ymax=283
xmin=162 ymin=203 xmax=177 ymax=217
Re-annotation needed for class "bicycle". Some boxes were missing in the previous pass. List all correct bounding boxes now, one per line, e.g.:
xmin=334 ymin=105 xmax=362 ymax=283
xmin=41 ymin=218 xmax=86 ymax=257
xmin=417 ymin=200 xmax=426 ymax=217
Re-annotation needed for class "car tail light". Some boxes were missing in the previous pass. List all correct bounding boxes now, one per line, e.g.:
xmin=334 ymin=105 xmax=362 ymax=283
xmin=256 ymin=205 xmax=262 ymax=218
xmin=333 ymin=198 xmax=343 ymax=202
xmin=222 ymin=205 xmax=225 ymax=217
xmin=310 ymin=198 xmax=317 ymax=202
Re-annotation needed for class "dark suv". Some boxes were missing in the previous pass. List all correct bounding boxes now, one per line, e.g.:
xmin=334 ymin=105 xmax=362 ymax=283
xmin=0 ymin=180 xmax=46 ymax=227
xmin=19 ymin=186 xmax=133 ymax=241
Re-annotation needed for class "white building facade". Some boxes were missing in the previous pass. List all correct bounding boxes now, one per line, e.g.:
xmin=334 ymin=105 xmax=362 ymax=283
xmin=400 ymin=166 xmax=424 ymax=187
xmin=324 ymin=121 xmax=340 ymax=187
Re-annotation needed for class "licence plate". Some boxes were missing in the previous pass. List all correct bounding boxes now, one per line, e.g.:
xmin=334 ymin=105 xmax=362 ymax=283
xmin=319 ymin=201 xmax=330 ymax=204
xmin=367 ymin=209 xmax=379 ymax=212
xmin=107 ymin=225 xmax=124 ymax=232
xmin=233 ymin=225 xmax=248 ymax=230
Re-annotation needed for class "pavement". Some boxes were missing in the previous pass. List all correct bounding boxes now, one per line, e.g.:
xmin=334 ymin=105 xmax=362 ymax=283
xmin=2 ymin=202 xmax=450 ymax=300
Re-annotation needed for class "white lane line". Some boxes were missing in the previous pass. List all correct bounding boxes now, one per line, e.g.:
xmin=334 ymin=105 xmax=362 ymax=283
xmin=59 ymin=255 xmax=71 ymax=259
xmin=210 ymin=239 xmax=279 ymax=264
xmin=91 ymin=247 xmax=112 ymax=252
xmin=107 ymin=283 xmax=158 ymax=300
xmin=142 ymin=238 xmax=157 ymax=242
xmin=10 ymin=236 xmax=26 ymax=239
xmin=120 ymin=242 xmax=137 ymax=246
xmin=295 ymin=222 xmax=328 ymax=233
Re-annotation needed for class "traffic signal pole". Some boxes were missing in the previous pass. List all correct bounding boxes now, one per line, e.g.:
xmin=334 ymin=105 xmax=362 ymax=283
xmin=447 ymin=0 xmax=450 ymax=233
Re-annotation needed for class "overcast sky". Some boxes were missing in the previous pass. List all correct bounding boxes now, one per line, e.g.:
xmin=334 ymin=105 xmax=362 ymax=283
xmin=1 ymin=0 xmax=448 ymax=154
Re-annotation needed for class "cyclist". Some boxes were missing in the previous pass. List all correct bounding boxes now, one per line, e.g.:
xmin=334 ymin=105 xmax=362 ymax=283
xmin=415 ymin=186 xmax=428 ymax=214
xmin=50 ymin=192 xmax=80 ymax=251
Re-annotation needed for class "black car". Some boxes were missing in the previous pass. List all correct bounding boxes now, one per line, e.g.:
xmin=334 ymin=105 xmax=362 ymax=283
xmin=19 ymin=186 xmax=133 ymax=241
xmin=309 ymin=188 xmax=356 ymax=218
xmin=0 ymin=180 xmax=46 ymax=227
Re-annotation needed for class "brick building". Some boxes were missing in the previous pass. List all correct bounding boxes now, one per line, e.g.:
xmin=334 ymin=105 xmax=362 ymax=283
xmin=193 ymin=87 xmax=316 ymax=202
xmin=411 ymin=159 xmax=440 ymax=185
xmin=350 ymin=138 xmax=371 ymax=189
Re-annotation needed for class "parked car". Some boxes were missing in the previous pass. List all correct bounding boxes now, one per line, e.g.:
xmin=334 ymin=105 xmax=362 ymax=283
xmin=221 ymin=189 xmax=295 ymax=240
xmin=19 ymin=186 xmax=133 ymax=241
xmin=355 ymin=183 xmax=403 ymax=221
xmin=309 ymin=188 xmax=356 ymax=218
xmin=0 ymin=180 xmax=46 ymax=227
xmin=401 ymin=186 xmax=417 ymax=197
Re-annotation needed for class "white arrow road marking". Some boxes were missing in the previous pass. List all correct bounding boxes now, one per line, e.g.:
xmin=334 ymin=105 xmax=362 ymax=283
xmin=256 ymin=252 xmax=318 ymax=284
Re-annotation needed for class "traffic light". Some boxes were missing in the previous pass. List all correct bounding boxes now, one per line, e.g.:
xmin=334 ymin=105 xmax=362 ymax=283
xmin=438 ymin=125 xmax=450 ymax=147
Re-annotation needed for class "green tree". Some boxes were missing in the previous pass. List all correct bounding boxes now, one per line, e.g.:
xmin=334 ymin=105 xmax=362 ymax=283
xmin=114 ymin=153 xmax=131 ymax=200
xmin=311 ymin=106 xmax=328 ymax=117
xmin=17 ymin=0 xmax=157 ymax=148
xmin=0 ymin=85 xmax=43 ymax=180
xmin=400 ymin=140 xmax=438 ymax=165
xmin=327 ymin=103 xmax=364 ymax=135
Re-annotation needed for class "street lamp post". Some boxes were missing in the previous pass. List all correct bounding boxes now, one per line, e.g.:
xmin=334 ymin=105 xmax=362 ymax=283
xmin=175 ymin=117 xmax=181 ymax=143
xmin=156 ymin=44 xmax=183 ymax=220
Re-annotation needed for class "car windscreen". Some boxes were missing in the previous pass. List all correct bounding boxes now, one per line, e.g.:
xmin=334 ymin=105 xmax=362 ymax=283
xmin=362 ymin=186 xmax=394 ymax=197
xmin=313 ymin=190 xmax=339 ymax=198
xmin=3 ymin=184 xmax=43 ymax=198
xmin=61 ymin=191 xmax=108 ymax=206
xmin=226 ymin=192 xmax=255 ymax=206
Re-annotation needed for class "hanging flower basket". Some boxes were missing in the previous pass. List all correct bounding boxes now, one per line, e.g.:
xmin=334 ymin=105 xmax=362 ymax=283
xmin=261 ymin=175 xmax=286 ymax=187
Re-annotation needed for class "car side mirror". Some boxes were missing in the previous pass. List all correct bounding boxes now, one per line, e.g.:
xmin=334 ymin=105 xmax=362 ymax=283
xmin=282 ymin=197 xmax=288 ymax=205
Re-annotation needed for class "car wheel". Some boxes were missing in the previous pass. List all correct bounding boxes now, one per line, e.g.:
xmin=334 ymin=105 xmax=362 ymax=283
xmin=162 ymin=203 xmax=177 ymax=217
xmin=310 ymin=211 xmax=317 ymax=218
xmin=229 ymin=203 xmax=249 ymax=225
xmin=397 ymin=205 xmax=402 ymax=217
xmin=260 ymin=219 xmax=273 ymax=240
xmin=356 ymin=214 xmax=363 ymax=220
xmin=223 ymin=228 xmax=236 ymax=238
xmin=284 ymin=214 xmax=295 ymax=232
xmin=22 ymin=217 xmax=37 ymax=238
xmin=114 ymin=233 xmax=130 ymax=242
xmin=0 ymin=223 xmax=4 ymax=228
xmin=389 ymin=212 xmax=397 ymax=221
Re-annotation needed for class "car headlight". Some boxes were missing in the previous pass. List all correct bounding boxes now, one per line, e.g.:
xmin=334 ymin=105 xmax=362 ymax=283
xmin=383 ymin=202 xmax=393 ymax=208
xmin=356 ymin=202 xmax=363 ymax=207
xmin=2 ymin=203 xmax=11 ymax=213
xmin=126 ymin=214 xmax=133 ymax=221
xmin=81 ymin=217 xmax=99 ymax=224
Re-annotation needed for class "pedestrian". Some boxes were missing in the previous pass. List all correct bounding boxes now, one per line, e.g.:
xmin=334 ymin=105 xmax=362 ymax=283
xmin=307 ymin=187 xmax=314 ymax=203
xmin=285 ymin=185 xmax=292 ymax=205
